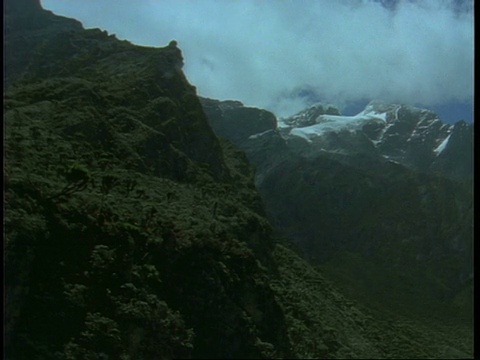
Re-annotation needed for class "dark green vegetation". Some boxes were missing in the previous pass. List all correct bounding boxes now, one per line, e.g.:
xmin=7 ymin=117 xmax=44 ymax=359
xmin=5 ymin=1 xmax=473 ymax=359
xmin=5 ymin=3 xmax=290 ymax=358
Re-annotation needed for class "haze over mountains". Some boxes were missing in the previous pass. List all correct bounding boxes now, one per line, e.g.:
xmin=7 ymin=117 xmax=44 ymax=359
xmin=5 ymin=0 xmax=473 ymax=359
xmin=40 ymin=0 xmax=474 ymax=124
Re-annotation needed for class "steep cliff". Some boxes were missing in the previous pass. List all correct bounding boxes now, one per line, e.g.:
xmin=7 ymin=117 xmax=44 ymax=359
xmin=5 ymin=1 xmax=290 ymax=358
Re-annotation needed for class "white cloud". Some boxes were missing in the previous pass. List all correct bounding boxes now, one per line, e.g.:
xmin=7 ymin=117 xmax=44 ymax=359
xmin=41 ymin=0 xmax=473 ymax=118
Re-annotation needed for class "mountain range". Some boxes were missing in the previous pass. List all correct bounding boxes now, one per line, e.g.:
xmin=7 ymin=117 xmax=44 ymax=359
xmin=280 ymin=100 xmax=472 ymax=180
xmin=201 ymin=96 xmax=473 ymax=325
xmin=4 ymin=0 xmax=473 ymax=359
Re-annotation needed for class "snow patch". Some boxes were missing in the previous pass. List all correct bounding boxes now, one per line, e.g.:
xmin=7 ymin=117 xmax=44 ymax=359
xmin=358 ymin=109 xmax=387 ymax=122
xmin=288 ymin=111 xmax=387 ymax=141
xmin=433 ymin=134 xmax=451 ymax=155
xmin=248 ymin=129 xmax=274 ymax=139
xmin=276 ymin=118 xmax=290 ymax=129
xmin=289 ymin=128 xmax=312 ymax=142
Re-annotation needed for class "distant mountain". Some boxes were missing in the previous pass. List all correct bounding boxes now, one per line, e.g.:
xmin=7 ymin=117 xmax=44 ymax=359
xmin=202 ymin=97 xmax=473 ymax=331
xmin=278 ymin=100 xmax=473 ymax=181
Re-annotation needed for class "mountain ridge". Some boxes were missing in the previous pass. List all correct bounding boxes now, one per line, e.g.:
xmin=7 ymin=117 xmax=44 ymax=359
xmin=276 ymin=100 xmax=473 ymax=181
xmin=5 ymin=1 xmax=293 ymax=357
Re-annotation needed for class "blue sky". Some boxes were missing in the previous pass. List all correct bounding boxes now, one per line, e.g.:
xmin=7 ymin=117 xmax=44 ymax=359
xmin=41 ymin=0 xmax=473 ymax=124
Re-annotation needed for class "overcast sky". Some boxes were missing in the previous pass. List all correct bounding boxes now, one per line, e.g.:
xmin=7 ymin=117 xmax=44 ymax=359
xmin=41 ymin=0 xmax=473 ymax=123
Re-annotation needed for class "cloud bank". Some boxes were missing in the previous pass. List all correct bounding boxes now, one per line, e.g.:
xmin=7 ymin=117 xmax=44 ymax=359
xmin=41 ymin=0 xmax=473 ymax=119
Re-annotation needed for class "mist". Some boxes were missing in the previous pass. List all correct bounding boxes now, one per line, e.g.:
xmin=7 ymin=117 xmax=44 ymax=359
xmin=41 ymin=0 xmax=473 ymax=120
